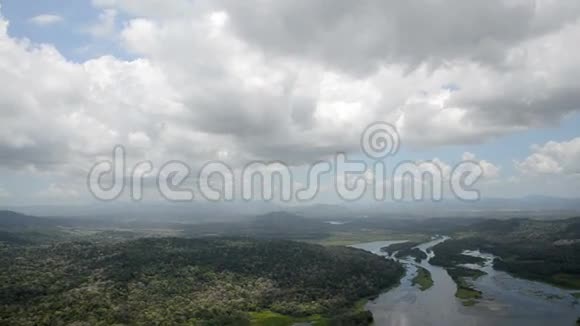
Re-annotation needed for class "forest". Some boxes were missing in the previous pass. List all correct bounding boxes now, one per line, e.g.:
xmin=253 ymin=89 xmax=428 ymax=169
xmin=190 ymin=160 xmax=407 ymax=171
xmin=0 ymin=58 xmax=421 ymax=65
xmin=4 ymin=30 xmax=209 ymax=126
xmin=380 ymin=242 xmax=427 ymax=262
xmin=2 ymin=210 xmax=580 ymax=323
xmin=0 ymin=236 xmax=404 ymax=325
xmin=431 ymin=218 xmax=580 ymax=290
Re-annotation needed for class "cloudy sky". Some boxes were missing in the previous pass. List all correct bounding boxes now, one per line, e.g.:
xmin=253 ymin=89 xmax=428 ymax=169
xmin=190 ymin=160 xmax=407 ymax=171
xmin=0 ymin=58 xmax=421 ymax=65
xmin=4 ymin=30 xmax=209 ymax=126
xmin=1 ymin=0 xmax=580 ymax=205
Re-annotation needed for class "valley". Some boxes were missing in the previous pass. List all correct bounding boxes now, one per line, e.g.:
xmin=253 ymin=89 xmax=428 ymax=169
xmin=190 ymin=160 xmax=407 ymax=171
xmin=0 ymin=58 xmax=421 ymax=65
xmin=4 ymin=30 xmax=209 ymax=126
xmin=1 ymin=210 xmax=580 ymax=325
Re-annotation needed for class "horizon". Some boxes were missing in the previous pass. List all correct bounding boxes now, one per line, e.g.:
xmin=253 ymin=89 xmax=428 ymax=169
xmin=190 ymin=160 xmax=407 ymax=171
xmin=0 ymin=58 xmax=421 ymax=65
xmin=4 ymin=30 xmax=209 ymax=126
xmin=2 ymin=2 xmax=580 ymax=325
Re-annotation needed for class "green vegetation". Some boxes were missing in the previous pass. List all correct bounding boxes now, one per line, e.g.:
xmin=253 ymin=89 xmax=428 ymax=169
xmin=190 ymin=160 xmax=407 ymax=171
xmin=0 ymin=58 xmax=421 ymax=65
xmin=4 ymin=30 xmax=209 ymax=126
xmin=3 ymin=210 xmax=580 ymax=323
xmin=449 ymin=218 xmax=580 ymax=290
xmin=412 ymin=266 xmax=433 ymax=291
xmin=446 ymin=267 xmax=485 ymax=306
xmin=381 ymin=241 xmax=418 ymax=256
xmin=311 ymin=231 xmax=429 ymax=247
xmin=455 ymin=288 xmax=480 ymax=307
xmin=380 ymin=242 xmax=428 ymax=262
xmin=419 ymin=217 xmax=580 ymax=291
xmin=429 ymin=239 xmax=487 ymax=267
xmin=489 ymin=243 xmax=580 ymax=289
xmin=249 ymin=310 xmax=330 ymax=326
xmin=250 ymin=311 xmax=298 ymax=325
xmin=0 ymin=237 xmax=403 ymax=325
xmin=428 ymin=238 xmax=486 ymax=305
xmin=397 ymin=248 xmax=428 ymax=262
xmin=552 ymin=273 xmax=580 ymax=289
xmin=428 ymin=240 xmax=487 ymax=306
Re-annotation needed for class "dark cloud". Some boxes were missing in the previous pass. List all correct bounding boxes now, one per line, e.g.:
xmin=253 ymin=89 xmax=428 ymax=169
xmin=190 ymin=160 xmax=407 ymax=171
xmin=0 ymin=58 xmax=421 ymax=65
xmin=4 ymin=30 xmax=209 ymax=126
xmin=220 ymin=0 xmax=580 ymax=75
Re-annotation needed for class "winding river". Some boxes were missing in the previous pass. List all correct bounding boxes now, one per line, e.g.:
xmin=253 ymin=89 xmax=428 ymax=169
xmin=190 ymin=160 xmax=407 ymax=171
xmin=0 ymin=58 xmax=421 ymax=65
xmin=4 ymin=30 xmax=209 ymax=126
xmin=351 ymin=237 xmax=580 ymax=326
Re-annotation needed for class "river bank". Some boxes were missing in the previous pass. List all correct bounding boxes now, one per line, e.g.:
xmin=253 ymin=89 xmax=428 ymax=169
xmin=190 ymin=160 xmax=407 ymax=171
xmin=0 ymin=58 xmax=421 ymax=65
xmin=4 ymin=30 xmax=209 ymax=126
xmin=352 ymin=237 xmax=580 ymax=326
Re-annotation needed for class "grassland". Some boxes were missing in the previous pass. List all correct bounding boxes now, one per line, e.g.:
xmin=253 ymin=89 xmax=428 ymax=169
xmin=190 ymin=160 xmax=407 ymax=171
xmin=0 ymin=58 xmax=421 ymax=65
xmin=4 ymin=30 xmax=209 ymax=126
xmin=446 ymin=267 xmax=485 ymax=306
xmin=312 ymin=231 xmax=429 ymax=246
xmin=412 ymin=266 xmax=434 ymax=291
xmin=455 ymin=287 xmax=481 ymax=307
xmin=551 ymin=273 xmax=580 ymax=289
xmin=249 ymin=311 xmax=329 ymax=326
xmin=249 ymin=298 xmax=375 ymax=326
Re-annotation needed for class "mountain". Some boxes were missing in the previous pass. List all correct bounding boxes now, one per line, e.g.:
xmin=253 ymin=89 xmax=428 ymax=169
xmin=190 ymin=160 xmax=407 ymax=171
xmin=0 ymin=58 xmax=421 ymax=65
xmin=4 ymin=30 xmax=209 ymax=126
xmin=287 ymin=204 xmax=354 ymax=219
xmin=0 ymin=211 xmax=53 ymax=228
xmin=0 ymin=201 xmax=281 ymax=223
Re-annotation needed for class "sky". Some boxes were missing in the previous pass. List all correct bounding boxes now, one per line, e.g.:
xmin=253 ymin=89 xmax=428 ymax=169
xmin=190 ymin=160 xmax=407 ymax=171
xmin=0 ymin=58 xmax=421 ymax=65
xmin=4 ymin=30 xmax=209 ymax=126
xmin=0 ymin=0 xmax=580 ymax=206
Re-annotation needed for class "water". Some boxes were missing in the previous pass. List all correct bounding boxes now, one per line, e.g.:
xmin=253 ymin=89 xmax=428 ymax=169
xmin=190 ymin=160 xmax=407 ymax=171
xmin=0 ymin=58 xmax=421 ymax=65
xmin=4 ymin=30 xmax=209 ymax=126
xmin=351 ymin=238 xmax=580 ymax=326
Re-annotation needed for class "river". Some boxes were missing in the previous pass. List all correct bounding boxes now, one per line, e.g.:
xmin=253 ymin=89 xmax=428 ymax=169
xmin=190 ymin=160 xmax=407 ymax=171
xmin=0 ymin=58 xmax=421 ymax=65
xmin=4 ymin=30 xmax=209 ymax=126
xmin=351 ymin=237 xmax=580 ymax=326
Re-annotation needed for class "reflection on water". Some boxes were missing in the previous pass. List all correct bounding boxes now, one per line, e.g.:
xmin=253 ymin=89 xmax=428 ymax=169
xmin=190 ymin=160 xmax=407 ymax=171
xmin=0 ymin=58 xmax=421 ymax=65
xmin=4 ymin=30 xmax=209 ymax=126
xmin=351 ymin=238 xmax=580 ymax=326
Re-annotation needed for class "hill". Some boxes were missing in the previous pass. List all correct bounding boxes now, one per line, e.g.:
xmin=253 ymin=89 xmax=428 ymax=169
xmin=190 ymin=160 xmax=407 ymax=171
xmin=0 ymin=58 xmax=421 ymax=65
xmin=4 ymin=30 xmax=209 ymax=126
xmin=184 ymin=211 xmax=331 ymax=240
xmin=0 ymin=237 xmax=403 ymax=325
xmin=0 ymin=210 xmax=51 ymax=228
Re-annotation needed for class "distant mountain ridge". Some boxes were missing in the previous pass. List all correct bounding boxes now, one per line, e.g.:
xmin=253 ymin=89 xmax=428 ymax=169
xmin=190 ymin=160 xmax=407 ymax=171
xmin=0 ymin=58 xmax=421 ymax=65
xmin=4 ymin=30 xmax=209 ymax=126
xmin=2 ymin=196 xmax=579 ymax=222
xmin=0 ymin=210 xmax=51 ymax=228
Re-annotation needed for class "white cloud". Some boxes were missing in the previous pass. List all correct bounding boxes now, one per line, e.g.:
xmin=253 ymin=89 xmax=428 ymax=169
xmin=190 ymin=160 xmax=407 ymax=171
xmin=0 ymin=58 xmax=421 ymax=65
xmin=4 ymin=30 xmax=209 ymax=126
xmin=87 ymin=9 xmax=117 ymax=38
xmin=112 ymin=0 xmax=580 ymax=152
xmin=128 ymin=131 xmax=152 ymax=148
xmin=0 ymin=187 xmax=10 ymax=199
xmin=462 ymin=152 xmax=501 ymax=179
xmin=36 ymin=183 xmax=80 ymax=200
xmin=28 ymin=14 xmax=63 ymax=26
xmin=92 ymin=0 xmax=196 ymax=18
xmin=0 ymin=2 xmax=578 ymax=201
xmin=516 ymin=138 xmax=580 ymax=175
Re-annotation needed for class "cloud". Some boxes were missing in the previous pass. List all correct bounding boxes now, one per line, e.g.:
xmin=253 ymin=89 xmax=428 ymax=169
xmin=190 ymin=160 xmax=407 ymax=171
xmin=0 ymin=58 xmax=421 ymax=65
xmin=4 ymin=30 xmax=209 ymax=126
xmin=516 ymin=137 xmax=580 ymax=175
xmin=0 ymin=2 xmax=578 ymax=202
xmin=219 ymin=0 xmax=580 ymax=74
xmin=0 ymin=187 xmax=10 ymax=199
xmin=92 ymin=0 xmax=195 ymax=18
xmin=462 ymin=152 xmax=501 ymax=179
xmin=0 ymin=16 xmax=196 ymax=174
xmin=87 ymin=9 xmax=117 ymax=38
xmin=112 ymin=0 xmax=580 ymax=150
xmin=36 ymin=183 xmax=80 ymax=200
xmin=28 ymin=14 xmax=63 ymax=26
